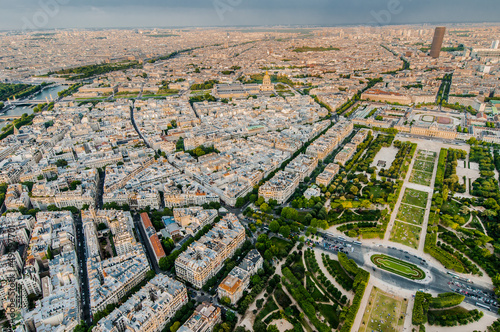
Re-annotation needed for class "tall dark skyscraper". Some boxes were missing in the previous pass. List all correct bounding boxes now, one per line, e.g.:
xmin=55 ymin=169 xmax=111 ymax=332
xmin=430 ymin=27 xmax=446 ymax=58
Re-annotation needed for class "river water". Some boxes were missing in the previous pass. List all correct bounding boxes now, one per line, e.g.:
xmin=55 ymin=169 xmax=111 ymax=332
xmin=0 ymin=85 xmax=66 ymax=130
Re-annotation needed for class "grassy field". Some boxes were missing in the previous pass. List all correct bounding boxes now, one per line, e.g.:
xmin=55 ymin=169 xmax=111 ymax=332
xmin=413 ymin=160 xmax=435 ymax=173
xmin=390 ymin=221 xmax=421 ymax=249
xmin=409 ymin=170 xmax=433 ymax=186
xmin=401 ymin=188 xmax=428 ymax=208
xmin=441 ymin=199 xmax=461 ymax=215
xmin=371 ymin=254 xmax=426 ymax=280
xmin=366 ymin=185 xmax=390 ymax=200
xmin=416 ymin=150 xmax=437 ymax=162
xmin=270 ymin=237 xmax=291 ymax=251
xmin=396 ymin=203 xmax=425 ymax=225
xmin=359 ymin=286 xmax=408 ymax=332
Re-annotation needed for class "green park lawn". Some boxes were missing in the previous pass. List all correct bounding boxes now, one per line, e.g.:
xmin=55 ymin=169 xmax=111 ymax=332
xmin=416 ymin=150 xmax=437 ymax=162
xmin=359 ymin=287 xmax=408 ymax=332
xmin=410 ymin=170 xmax=433 ymax=186
xmin=396 ymin=203 xmax=425 ymax=225
xmin=441 ymin=199 xmax=461 ymax=215
xmin=366 ymin=185 xmax=389 ymax=200
xmin=389 ymin=221 xmax=421 ymax=249
xmin=401 ymin=188 xmax=428 ymax=208
xmin=371 ymin=254 xmax=426 ymax=280
xmin=413 ymin=160 xmax=435 ymax=173
xmin=270 ymin=237 xmax=291 ymax=251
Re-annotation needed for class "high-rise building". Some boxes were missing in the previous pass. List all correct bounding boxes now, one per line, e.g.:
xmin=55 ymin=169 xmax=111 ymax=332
xmin=430 ymin=27 xmax=446 ymax=58
xmin=492 ymin=40 xmax=499 ymax=50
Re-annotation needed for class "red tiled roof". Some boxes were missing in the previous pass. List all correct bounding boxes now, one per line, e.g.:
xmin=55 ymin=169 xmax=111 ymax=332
xmin=141 ymin=212 xmax=153 ymax=228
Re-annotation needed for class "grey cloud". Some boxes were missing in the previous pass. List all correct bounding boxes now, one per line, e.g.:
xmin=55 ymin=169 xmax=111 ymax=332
xmin=0 ymin=0 xmax=498 ymax=30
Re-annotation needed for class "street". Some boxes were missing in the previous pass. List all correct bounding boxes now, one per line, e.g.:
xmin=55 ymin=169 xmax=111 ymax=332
xmin=316 ymin=231 xmax=498 ymax=314
xmin=74 ymin=213 xmax=92 ymax=325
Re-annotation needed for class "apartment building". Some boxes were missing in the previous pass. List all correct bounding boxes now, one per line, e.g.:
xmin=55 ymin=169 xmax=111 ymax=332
xmin=217 ymin=249 xmax=263 ymax=304
xmin=177 ymin=302 xmax=221 ymax=332
xmin=4 ymin=184 xmax=30 ymax=210
xmin=175 ymin=214 xmax=245 ymax=289
xmin=258 ymin=171 xmax=300 ymax=204
xmin=334 ymin=143 xmax=358 ymax=166
xmin=316 ymin=163 xmax=340 ymax=187
xmin=93 ymin=275 xmax=188 ymax=332
xmin=284 ymin=154 xmax=318 ymax=181
xmin=140 ymin=212 xmax=166 ymax=264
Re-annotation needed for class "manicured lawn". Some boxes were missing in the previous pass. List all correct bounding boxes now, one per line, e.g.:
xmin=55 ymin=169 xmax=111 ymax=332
xmin=366 ymin=185 xmax=389 ymax=200
xmin=441 ymin=200 xmax=461 ymax=215
xmin=410 ymin=170 xmax=432 ymax=186
xmin=359 ymin=287 xmax=408 ymax=332
xmin=389 ymin=221 xmax=421 ymax=249
xmin=319 ymin=303 xmax=340 ymax=329
xmin=371 ymin=254 xmax=426 ymax=280
xmin=413 ymin=160 xmax=435 ymax=173
xmin=401 ymin=188 xmax=428 ymax=208
xmin=396 ymin=203 xmax=425 ymax=225
xmin=270 ymin=237 xmax=291 ymax=251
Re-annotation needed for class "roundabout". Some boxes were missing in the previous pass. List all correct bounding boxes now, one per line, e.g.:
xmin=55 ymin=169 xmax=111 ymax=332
xmin=371 ymin=254 xmax=426 ymax=280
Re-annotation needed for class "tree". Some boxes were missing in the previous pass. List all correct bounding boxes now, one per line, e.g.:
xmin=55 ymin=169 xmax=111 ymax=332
xmin=267 ymin=325 xmax=279 ymax=332
xmin=260 ymin=203 xmax=271 ymax=213
xmin=46 ymin=246 xmax=54 ymax=259
xmin=350 ymin=186 xmax=359 ymax=195
xmin=159 ymin=256 xmax=169 ymax=271
xmin=442 ymin=185 xmax=449 ymax=202
xmin=56 ymin=159 xmax=68 ymax=167
xmin=279 ymin=225 xmax=291 ymax=238
xmin=170 ymin=321 xmax=181 ymax=332
xmin=226 ymin=310 xmax=236 ymax=323
xmin=74 ymin=322 xmax=89 ymax=332
xmin=269 ymin=220 xmax=280 ymax=233
xmin=220 ymin=296 xmax=231 ymax=306
xmin=360 ymin=199 xmax=371 ymax=208
xmin=256 ymin=196 xmax=265 ymax=206
xmin=235 ymin=197 xmax=246 ymax=208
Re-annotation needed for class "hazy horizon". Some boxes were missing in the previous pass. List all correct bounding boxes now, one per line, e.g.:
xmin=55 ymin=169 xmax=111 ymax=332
xmin=1 ymin=0 xmax=499 ymax=32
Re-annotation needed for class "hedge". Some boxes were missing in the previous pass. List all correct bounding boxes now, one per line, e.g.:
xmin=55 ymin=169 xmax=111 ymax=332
xmin=429 ymin=292 xmax=465 ymax=309
xmin=435 ymin=148 xmax=448 ymax=188
xmin=337 ymin=252 xmax=370 ymax=332
xmin=412 ymin=291 xmax=432 ymax=325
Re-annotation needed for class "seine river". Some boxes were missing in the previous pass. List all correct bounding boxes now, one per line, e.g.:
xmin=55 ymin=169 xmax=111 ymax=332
xmin=0 ymin=85 xmax=66 ymax=130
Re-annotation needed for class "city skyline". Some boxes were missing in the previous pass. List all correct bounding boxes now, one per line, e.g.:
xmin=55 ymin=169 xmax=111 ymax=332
xmin=0 ymin=4 xmax=499 ymax=331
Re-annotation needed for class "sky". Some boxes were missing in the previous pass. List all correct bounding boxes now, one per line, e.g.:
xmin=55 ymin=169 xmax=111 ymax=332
xmin=1 ymin=0 xmax=499 ymax=31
